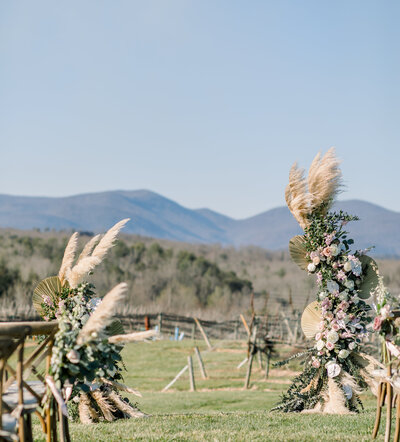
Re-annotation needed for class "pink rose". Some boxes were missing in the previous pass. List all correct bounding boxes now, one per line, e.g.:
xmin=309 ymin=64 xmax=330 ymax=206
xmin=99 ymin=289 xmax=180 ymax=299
xmin=332 ymin=323 xmax=340 ymax=331
xmin=312 ymin=359 xmax=321 ymax=368
xmin=326 ymin=342 xmax=335 ymax=350
xmin=323 ymin=247 xmax=332 ymax=258
xmin=373 ymin=316 xmax=383 ymax=331
xmin=315 ymin=333 xmax=322 ymax=341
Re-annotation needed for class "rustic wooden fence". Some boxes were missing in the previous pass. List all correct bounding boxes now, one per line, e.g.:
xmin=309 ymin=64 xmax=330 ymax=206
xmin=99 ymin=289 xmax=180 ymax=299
xmin=0 ymin=309 xmax=303 ymax=343
xmin=119 ymin=312 xmax=303 ymax=343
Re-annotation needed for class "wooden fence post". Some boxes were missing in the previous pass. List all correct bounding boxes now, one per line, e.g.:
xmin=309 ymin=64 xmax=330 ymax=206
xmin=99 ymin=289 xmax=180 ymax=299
xmin=234 ymin=319 xmax=239 ymax=340
xmin=244 ymin=352 xmax=254 ymax=389
xmin=194 ymin=346 xmax=207 ymax=379
xmin=191 ymin=322 xmax=196 ymax=340
xmin=193 ymin=318 xmax=212 ymax=349
xmin=188 ymin=356 xmax=196 ymax=392
xmin=158 ymin=313 xmax=163 ymax=334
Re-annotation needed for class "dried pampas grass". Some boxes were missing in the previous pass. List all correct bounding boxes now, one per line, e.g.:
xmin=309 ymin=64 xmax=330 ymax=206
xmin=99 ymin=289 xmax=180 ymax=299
xmin=108 ymin=329 xmax=158 ymax=344
xmin=106 ymin=389 xmax=148 ymax=418
xmin=308 ymin=147 xmax=342 ymax=214
xmin=77 ymin=234 xmax=102 ymax=263
xmin=58 ymin=232 xmax=79 ymax=284
xmin=101 ymin=378 xmax=142 ymax=397
xmin=285 ymin=148 xmax=342 ymax=230
xmin=78 ymin=393 xmax=98 ymax=424
xmin=285 ymin=164 xmax=312 ymax=230
xmin=91 ymin=390 xmax=116 ymax=421
xmin=322 ymin=378 xmax=349 ymax=414
xmin=66 ymin=218 xmax=129 ymax=288
xmin=77 ymin=282 xmax=128 ymax=344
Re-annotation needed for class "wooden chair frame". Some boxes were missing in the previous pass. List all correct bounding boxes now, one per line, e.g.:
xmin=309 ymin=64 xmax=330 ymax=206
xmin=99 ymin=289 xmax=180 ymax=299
xmin=0 ymin=321 xmax=70 ymax=442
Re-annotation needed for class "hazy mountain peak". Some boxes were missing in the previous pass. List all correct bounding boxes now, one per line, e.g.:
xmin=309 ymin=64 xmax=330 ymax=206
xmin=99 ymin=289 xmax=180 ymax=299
xmin=0 ymin=191 xmax=398 ymax=256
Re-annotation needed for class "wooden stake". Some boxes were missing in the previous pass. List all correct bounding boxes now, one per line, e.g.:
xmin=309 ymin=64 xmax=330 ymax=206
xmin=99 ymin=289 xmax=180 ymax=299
xmin=237 ymin=357 xmax=248 ymax=369
xmin=394 ymin=394 xmax=400 ymax=442
xmin=162 ymin=365 xmax=188 ymax=392
xmin=372 ymin=382 xmax=383 ymax=439
xmin=194 ymin=347 xmax=207 ymax=379
xmin=240 ymin=314 xmax=250 ymax=336
xmin=386 ymin=381 xmax=392 ymax=442
xmin=188 ymin=356 xmax=196 ymax=392
xmin=257 ymin=350 xmax=263 ymax=369
xmin=265 ymin=350 xmax=271 ymax=379
xmin=244 ymin=352 xmax=254 ymax=389
xmin=193 ymin=318 xmax=212 ymax=349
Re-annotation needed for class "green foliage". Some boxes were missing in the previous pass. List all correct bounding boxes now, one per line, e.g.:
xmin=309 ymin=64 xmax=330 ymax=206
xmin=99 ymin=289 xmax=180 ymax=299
xmin=50 ymin=283 xmax=124 ymax=396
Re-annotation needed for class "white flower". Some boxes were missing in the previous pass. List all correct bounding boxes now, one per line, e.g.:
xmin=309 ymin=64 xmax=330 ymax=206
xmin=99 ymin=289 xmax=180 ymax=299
xmin=327 ymin=330 xmax=339 ymax=344
xmin=339 ymin=291 xmax=348 ymax=301
xmin=91 ymin=331 xmax=98 ymax=339
xmin=319 ymin=291 xmax=328 ymax=300
xmin=338 ymin=349 xmax=350 ymax=359
xmin=312 ymin=256 xmax=320 ymax=265
xmin=348 ymin=342 xmax=356 ymax=350
xmin=343 ymin=261 xmax=352 ymax=272
xmin=381 ymin=304 xmax=392 ymax=320
xmin=308 ymin=263 xmax=316 ymax=273
xmin=344 ymin=279 xmax=355 ymax=291
xmin=316 ymin=340 xmax=325 ymax=351
xmin=329 ymin=244 xmax=340 ymax=256
xmin=327 ymin=280 xmax=339 ymax=293
xmin=326 ymin=361 xmax=341 ymax=378
xmin=66 ymin=350 xmax=80 ymax=364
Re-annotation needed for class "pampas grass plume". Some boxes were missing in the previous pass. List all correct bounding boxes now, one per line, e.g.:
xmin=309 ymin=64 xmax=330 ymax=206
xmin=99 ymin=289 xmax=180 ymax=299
xmin=77 ymin=282 xmax=128 ymax=344
xmin=66 ymin=219 xmax=129 ymax=288
xmin=77 ymin=234 xmax=102 ymax=263
xmin=58 ymin=232 xmax=79 ymax=284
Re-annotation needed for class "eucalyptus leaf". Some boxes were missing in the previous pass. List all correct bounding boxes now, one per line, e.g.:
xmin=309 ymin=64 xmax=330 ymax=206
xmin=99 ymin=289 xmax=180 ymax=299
xmin=289 ymin=235 xmax=309 ymax=270
xmin=358 ymin=255 xmax=380 ymax=299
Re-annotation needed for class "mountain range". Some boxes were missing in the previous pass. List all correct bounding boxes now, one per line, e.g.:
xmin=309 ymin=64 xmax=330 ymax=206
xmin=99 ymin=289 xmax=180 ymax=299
xmin=0 ymin=190 xmax=399 ymax=256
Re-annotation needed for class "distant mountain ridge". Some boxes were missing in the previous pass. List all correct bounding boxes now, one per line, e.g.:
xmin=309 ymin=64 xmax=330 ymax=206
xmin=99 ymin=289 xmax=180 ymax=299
xmin=0 ymin=190 xmax=399 ymax=256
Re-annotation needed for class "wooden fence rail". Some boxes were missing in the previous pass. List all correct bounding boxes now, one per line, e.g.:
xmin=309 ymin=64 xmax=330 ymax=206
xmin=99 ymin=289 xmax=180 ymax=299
xmin=0 ymin=311 xmax=304 ymax=343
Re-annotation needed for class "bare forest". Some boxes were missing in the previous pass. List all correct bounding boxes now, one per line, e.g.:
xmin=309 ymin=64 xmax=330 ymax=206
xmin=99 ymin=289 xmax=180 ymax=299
xmin=1 ymin=228 xmax=400 ymax=320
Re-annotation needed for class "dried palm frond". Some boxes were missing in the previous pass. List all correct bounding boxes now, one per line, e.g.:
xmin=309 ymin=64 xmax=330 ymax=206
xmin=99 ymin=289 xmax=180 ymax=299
xmin=101 ymin=378 xmax=142 ymax=397
xmin=58 ymin=232 xmax=79 ymax=284
xmin=106 ymin=389 xmax=148 ymax=418
xmin=77 ymin=234 xmax=102 ymax=263
xmin=108 ymin=330 xmax=158 ymax=344
xmin=77 ymin=283 xmax=128 ymax=344
xmin=307 ymin=147 xmax=342 ymax=215
xmin=66 ymin=219 xmax=129 ymax=288
xmin=91 ymin=390 xmax=116 ymax=421
xmin=78 ymin=393 xmax=98 ymax=424
xmin=285 ymin=163 xmax=312 ymax=229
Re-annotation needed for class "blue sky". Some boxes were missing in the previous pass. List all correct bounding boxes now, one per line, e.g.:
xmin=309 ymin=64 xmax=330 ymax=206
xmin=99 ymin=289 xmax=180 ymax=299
xmin=0 ymin=1 xmax=399 ymax=219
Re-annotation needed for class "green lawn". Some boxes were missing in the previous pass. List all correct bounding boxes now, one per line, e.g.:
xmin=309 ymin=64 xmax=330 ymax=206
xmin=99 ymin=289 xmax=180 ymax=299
xmin=32 ymin=339 xmax=386 ymax=441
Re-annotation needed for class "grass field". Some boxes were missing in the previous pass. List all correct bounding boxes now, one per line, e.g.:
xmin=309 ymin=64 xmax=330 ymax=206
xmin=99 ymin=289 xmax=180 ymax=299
xmin=32 ymin=339 xmax=386 ymax=441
